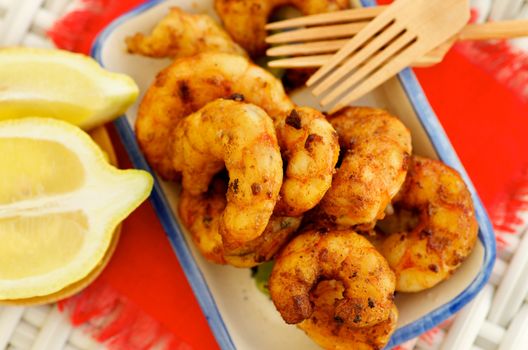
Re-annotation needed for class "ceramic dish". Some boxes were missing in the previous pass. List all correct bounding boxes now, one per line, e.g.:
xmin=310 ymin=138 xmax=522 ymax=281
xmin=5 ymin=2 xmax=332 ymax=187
xmin=92 ymin=0 xmax=496 ymax=348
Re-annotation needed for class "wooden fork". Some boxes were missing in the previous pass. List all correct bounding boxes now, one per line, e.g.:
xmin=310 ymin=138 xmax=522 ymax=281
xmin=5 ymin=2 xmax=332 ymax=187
xmin=274 ymin=0 xmax=470 ymax=112
xmin=267 ymin=14 xmax=528 ymax=69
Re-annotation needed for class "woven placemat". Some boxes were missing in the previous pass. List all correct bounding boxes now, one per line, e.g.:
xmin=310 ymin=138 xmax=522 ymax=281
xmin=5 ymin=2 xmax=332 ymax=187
xmin=1 ymin=0 xmax=527 ymax=349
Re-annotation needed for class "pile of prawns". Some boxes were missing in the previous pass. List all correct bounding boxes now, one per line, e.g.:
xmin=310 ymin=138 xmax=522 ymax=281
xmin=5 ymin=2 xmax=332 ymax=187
xmin=126 ymin=3 xmax=478 ymax=349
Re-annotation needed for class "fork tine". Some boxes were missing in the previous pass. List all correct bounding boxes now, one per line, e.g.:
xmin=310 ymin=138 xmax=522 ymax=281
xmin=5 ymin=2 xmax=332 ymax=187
xmin=265 ymin=6 xmax=386 ymax=30
xmin=268 ymin=55 xmax=331 ymax=68
xmin=312 ymin=22 xmax=405 ymax=95
xmin=320 ymin=31 xmax=416 ymax=105
xmin=268 ymin=51 xmax=443 ymax=68
xmin=266 ymin=22 xmax=367 ymax=44
xmin=419 ymin=38 xmax=455 ymax=63
xmin=267 ymin=39 xmax=349 ymax=56
xmin=330 ymin=44 xmax=421 ymax=113
xmin=411 ymin=55 xmax=443 ymax=67
xmin=306 ymin=10 xmax=397 ymax=87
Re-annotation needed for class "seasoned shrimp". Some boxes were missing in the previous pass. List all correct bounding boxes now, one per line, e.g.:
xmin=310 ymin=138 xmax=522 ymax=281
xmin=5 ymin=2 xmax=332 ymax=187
xmin=275 ymin=107 xmax=339 ymax=216
xmin=316 ymin=107 xmax=412 ymax=229
xmin=172 ymin=99 xmax=283 ymax=248
xmin=137 ymin=52 xmax=338 ymax=216
xmin=225 ymin=215 xmax=302 ymax=267
xmin=136 ymin=52 xmax=292 ymax=180
xmin=125 ymin=7 xmax=246 ymax=59
xmin=269 ymin=229 xmax=396 ymax=328
xmin=178 ymin=177 xmax=227 ymax=264
xmin=299 ymin=280 xmax=398 ymax=350
xmin=375 ymin=156 xmax=479 ymax=292
xmin=178 ymin=175 xmax=302 ymax=267
xmin=214 ymin=0 xmax=350 ymax=57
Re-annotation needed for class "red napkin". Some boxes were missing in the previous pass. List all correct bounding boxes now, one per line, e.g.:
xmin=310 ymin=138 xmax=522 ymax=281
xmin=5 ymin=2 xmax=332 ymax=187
xmin=414 ymin=45 xmax=528 ymax=239
xmin=48 ymin=1 xmax=528 ymax=349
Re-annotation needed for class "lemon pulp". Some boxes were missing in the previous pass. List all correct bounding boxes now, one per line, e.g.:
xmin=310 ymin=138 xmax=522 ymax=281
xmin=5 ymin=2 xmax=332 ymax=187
xmin=0 ymin=138 xmax=85 ymax=204
xmin=0 ymin=118 xmax=153 ymax=299
xmin=0 ymin=212 xmax=86 ymax=280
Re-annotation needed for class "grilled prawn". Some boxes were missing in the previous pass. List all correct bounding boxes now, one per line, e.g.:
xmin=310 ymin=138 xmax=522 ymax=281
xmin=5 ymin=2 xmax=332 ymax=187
xmin=137 ymin=53 xmax=338 ymax=216
xmin=299 ymin=280 xmax=398 ymax=350
xmin=172 ymin=99 xmax=282 ymax=248
xmin=375 ymin=156 xmax=479 ymax=292
xmin=316 ymin=107 xmax=412 ymax=230
xmin=214 ymin=0 xmax=349 ymax=57
xmin=178 ymin=175 xmax=301 ymax=267
xmin=126 ymin=7 xmax=245 ymax=59
xmin=269 ymin=229 xmax=396 ymax=328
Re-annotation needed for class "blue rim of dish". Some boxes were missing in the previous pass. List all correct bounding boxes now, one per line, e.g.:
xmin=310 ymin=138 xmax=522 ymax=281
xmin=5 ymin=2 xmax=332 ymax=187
xmin=91 ymin=0 xmax=496 ymax=348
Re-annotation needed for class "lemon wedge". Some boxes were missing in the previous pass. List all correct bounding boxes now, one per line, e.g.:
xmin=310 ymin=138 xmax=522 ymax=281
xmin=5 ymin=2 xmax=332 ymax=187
xmin=0 ymin=47 xmax=139 ymax=130
xmin=0 ymin=118 xmax=153 ymax=299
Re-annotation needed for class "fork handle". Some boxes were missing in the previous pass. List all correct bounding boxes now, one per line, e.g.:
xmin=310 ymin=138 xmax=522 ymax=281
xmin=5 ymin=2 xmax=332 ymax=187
xmin=459 ymin=19 xmax=528 ymax=41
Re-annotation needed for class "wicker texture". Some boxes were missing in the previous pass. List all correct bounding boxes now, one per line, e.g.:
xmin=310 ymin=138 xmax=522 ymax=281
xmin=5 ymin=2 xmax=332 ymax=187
xmin=0 ymin=305 xmax=103 ymax=350
xmin=0 ymin=0 xmax=70 ymax=47
xmin=0 ymin=0 xmax=527 ymax=349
